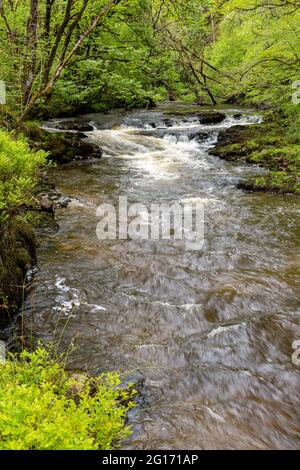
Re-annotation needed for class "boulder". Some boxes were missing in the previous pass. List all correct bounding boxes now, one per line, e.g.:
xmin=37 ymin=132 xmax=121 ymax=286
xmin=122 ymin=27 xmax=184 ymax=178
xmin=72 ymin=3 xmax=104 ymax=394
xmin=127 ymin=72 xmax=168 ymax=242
xmin=54 ymin=121 xmax=94 ymax=132
xmin=21 ymin=123 xmax=103 ymax=164
xmin=197 ymin=111 xmax=225 ymax=125
xmin=38 ymin=130 xmax=102 ymax=164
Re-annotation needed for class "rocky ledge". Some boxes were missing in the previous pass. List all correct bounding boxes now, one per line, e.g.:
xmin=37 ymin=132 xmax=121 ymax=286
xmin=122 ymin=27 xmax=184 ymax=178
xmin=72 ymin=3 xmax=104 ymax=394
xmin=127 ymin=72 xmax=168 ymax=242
xmin=22 ymin=123 xmax=102 ymax=164
xmin=164 ymin=108 xmax=226 ymax=125
xmin=209 ymin=120 xmax=300 ymax=194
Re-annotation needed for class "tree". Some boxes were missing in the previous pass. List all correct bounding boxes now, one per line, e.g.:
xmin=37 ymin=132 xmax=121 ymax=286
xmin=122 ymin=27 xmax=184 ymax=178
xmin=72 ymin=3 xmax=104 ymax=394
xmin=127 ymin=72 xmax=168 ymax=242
xmin=0 ymin=0 xmax=122 ymax=120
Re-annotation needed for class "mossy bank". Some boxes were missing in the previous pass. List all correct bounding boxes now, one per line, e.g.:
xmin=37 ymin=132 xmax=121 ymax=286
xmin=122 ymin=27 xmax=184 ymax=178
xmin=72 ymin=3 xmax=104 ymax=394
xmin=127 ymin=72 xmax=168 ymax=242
xmin=0 ymin=115 xmax=104 ymax=332
xmin=210 ymin=113 xmax=300 ymax=195
xmin=0 ymin=125 xmax=135 ymax=450
xmin=22 ymin=121 xmax=102 ymax=164
xmin=0 ymin=129 xmax=49 ymax=332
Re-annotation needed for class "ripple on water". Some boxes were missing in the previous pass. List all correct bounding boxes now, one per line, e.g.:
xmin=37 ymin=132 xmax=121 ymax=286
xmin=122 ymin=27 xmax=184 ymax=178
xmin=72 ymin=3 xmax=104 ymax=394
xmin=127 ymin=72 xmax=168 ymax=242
xmin=23 ymin=105 xmax=300 ymax=449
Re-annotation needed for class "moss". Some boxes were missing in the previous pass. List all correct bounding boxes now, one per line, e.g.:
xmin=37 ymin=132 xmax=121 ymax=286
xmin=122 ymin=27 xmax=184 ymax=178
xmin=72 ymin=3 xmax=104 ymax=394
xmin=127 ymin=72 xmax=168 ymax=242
xmin=21 ymin=121 xmax=102 ymax=164
xmin=0 ymin=210 xmax=57 ymax=331
xmin=254 ymin=172 xmax=299 ymax=192
xmin=0 ymin=106 xmax=15 ymax=130
xmin=0 ymin=217 xmax=36 ymax=327
xmin=211 ymin=115 xmax=300 ymax=194
xmin=24 ymin=210 xmax=53 ymax=228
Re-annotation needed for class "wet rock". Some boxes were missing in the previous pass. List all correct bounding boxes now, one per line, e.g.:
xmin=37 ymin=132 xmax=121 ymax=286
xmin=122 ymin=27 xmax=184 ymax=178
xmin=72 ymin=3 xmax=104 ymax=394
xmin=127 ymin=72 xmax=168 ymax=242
xmin=237 ymin=181 xmax=270 ymax=192
xmin=232 ymin=113 xmax=243 ymax=120
xmin=210 ymin=117 xmax=300 ymax=194
xmin=22 ymin=123 xmax=103 ymax=164
xmin=162 ymin=118 xmax=175 ymax=127
xmin=39 ymin=195 xmax=54 ymax=213
xmin=38 ymin=190 xmax=71 ymax=211
xmin=215 ymin=125 xmax=248 ymax=147
xmin=0 ymin=218 xmax=37 ymax=327
xmin=165 ymin=109 xmax=225 ymax=124
xmin=54 ymin=121 xmax=94 ymax=132
xmin=236 ymin=181 xmax=295 ymax=194
xmin=44 ymin=131 xmax=103 ymax=164
xmin=197 ymin=111 xmax=225 ymax=125
xmin=209 ymin=125 xmax=250 ymax=161
xmin=48 ymin=192 xmax=71 ymax=209
xmin=190 ymin=131 xmax=210 ymax=142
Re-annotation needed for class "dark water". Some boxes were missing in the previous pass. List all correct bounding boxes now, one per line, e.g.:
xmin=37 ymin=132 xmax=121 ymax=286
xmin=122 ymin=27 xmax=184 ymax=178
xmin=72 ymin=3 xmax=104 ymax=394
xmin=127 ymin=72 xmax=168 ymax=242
xmin=24 ymin=103 xmax=300 ymax=449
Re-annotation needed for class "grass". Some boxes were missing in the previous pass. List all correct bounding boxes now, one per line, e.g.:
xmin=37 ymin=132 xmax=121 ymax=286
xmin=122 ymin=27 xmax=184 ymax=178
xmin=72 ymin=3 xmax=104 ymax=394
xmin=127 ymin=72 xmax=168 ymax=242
xmin=0 ymin=346 xmax=135 ymax=450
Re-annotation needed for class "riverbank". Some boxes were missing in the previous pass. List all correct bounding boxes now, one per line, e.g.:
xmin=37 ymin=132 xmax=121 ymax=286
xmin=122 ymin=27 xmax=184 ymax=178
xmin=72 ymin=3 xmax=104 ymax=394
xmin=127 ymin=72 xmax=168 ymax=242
xmin=0 ymin=124 xmax=136 ymax=451
xmin=0 ymin=129 xmax=48 ymax=331
xmin=22 ymin=121 xmax=103 ymax=164
xmin=210 ymin=112 xmax=300 ymax=194
xmin=0 ymin=117 xmax=106 ymax=334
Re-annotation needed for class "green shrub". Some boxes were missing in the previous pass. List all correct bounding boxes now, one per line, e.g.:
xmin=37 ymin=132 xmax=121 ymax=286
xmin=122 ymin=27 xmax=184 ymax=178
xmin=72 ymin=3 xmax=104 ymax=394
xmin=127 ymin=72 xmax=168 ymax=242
xmin=0 ymin=130 xmax=47 ymax=221
xmin=0 ymin=347 xmax=135 ymax=450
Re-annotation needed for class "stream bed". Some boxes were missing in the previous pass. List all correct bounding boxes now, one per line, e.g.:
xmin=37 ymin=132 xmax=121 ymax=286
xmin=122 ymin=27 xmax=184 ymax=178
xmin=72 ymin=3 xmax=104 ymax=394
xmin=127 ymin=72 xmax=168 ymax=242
xmin=23 ymin=103 xmax=300 ymax=449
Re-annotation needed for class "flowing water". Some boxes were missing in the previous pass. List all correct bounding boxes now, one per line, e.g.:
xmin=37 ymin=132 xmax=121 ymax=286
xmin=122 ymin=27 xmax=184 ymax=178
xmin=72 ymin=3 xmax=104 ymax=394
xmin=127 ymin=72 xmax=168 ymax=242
xmin=23 ymin=103 xmax=300 ymax=449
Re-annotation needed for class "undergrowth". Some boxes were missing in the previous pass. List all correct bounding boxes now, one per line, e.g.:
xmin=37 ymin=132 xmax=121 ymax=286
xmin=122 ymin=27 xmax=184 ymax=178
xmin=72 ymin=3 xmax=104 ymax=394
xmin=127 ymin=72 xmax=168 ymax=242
xmin=0 ymin=130 xmax=47 ymax=222
xmin=0 ymin=346 xmax=135 ymax=450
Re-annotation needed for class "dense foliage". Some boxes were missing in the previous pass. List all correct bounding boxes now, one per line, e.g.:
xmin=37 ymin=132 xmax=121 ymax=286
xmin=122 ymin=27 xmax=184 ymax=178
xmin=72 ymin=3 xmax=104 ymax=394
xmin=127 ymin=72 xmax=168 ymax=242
xmin=0 ymin=347 xmax=135 ymax=450
xmin=0 ymin=130 xmax=47 ymax=222
xmin=0 ymin=1 xmax=299 ymax=120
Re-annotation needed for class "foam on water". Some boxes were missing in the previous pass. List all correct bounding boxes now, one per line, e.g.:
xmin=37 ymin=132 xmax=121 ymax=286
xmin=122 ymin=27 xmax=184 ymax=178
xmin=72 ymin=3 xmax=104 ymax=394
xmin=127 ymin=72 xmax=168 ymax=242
xmin=89 ymin=125 xmax=206 ymax=179
xmin=222 ymin=113 xmax=262 ymax=127
xmin=207 ymin=323 xmax=247 ymax=338
xmin=25 ymin=106 xmax=300 ymax=449
xmin=53 ymin=276 xmax=107 ymax=316
xmin=87 ymin=112 xmax=261 ymax=180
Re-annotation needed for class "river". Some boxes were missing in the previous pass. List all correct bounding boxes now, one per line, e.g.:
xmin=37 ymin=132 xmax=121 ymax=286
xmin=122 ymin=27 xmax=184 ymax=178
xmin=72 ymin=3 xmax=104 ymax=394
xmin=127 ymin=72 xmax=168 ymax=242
xmin=23 ymin=103 xmax=300 ymax=449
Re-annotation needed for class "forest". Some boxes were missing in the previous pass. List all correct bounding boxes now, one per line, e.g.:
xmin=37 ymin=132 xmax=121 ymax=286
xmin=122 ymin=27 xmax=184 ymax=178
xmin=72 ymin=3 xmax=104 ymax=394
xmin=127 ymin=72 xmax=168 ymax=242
xmin=0 ymin=0 xmax=300 ymax=452
xmin=0 ymin=1 xmax=299 ymax=118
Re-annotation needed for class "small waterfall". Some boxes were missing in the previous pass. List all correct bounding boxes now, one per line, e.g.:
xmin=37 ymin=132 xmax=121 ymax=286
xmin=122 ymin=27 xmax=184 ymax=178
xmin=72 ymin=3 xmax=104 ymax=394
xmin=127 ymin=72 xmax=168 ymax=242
xmin=223 ymin=113 xmax=262 ymax=127
xmin=28 ymin=104 xmax=300 ymax=450
xmin=163 ymin=134 xmax=177 ymax=145
xmin=178 ymin=135 xmax=190 ymax=143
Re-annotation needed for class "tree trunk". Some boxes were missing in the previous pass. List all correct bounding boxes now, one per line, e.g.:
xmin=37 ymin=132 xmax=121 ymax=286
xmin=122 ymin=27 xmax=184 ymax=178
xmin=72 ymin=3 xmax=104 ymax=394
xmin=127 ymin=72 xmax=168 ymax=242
xmin=23 ymin=0 xmax=39 ymax=107
xmin=44 ymin=0 xmax=55 ymax=39
xmin=18 ymin=0 xmax=121 ymax=122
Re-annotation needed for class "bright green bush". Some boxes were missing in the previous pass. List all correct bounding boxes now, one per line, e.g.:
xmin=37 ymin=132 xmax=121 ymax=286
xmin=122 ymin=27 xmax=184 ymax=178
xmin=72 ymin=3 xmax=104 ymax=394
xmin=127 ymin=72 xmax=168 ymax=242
xmin=0 ymin=347 xmax=135 ymax=450
xmin=0 ymin=130 xmax=47 ymax=221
